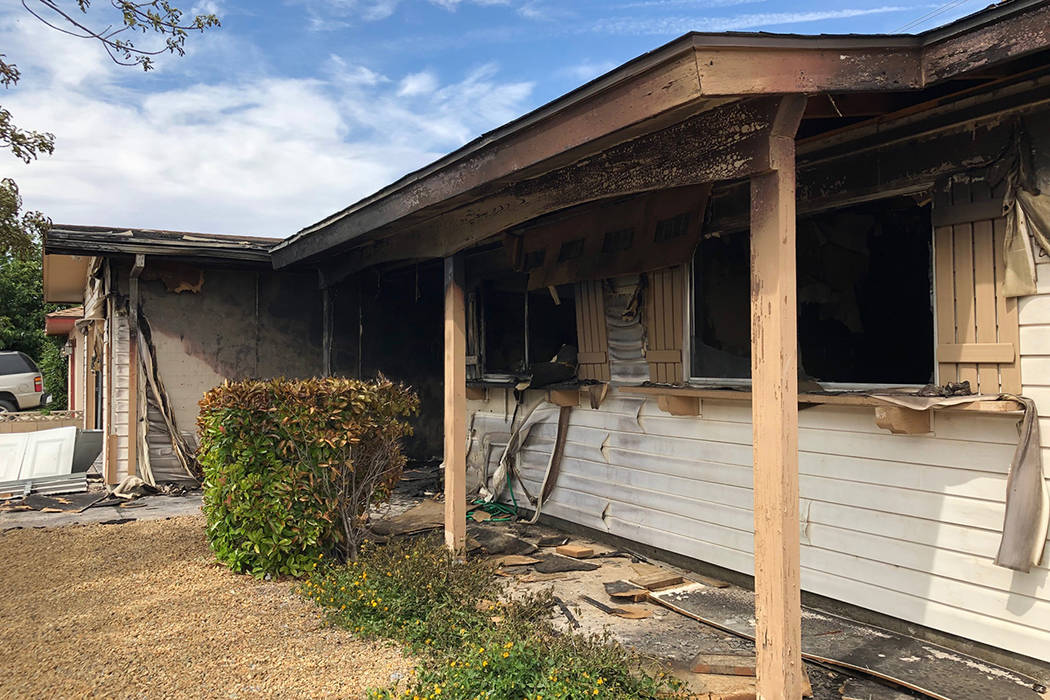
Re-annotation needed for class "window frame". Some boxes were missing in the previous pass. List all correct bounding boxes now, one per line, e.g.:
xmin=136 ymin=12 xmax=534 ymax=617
xmin=685 ymin=208 xmax=936 ymax=391
xmin=475 ymin=281 xmax=579 ymax=380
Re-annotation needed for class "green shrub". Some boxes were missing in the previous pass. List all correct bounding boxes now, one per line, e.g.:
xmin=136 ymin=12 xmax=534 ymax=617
xmin=198 ymin=376 xmax=418 ymax=577
xmin=302 ymin=536 xmax=683 ymax=699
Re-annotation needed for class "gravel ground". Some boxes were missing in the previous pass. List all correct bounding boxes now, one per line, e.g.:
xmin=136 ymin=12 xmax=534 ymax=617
xmin=0 ymin=516 xmax=412 ymax=699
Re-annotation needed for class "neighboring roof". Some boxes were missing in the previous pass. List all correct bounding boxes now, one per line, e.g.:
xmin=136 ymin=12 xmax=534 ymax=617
xmin=44 ymin=225 xmax=280 ymax=264
xmin=47 ymin=307 xmax=85 ymax=319
xmin=271 ymin=0 xmax=1050 ymax=269
xmin=45 ymin=307 xmax=83 ymax=337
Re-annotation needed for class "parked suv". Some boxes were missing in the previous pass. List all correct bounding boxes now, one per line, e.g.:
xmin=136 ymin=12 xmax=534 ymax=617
xmin=0 ymin=351 xmax=45 ymax=412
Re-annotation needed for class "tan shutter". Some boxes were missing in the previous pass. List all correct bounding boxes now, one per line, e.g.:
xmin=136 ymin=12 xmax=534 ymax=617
xmin=645 ymin=265 xmax=686 ymax=384
xmin=933 ymin=178 xmax=1021 ymax=394
xmin=575 ymin=280 xmax=610 ymax=381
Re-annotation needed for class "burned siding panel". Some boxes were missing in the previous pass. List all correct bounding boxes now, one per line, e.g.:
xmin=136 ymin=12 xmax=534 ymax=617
xmin=605 ymin=276 xmax=648 ymax=385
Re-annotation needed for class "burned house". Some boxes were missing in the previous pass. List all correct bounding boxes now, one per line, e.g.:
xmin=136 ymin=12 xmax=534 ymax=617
xmin=262 ymin=2 xmax=1050 ymax=694
xmin=37 ymin=1 xmax=1050 ymax=694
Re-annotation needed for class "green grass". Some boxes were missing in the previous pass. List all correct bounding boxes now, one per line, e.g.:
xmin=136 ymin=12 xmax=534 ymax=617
xmin=299 ymin=535 xmax=682 ymax=699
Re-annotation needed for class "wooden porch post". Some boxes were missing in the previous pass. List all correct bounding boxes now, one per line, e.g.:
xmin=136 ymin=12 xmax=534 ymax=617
xmin=750 ymin=96 xmax=806 ymax=700
xmin=443 ymin=254 xmax=467 ymax=554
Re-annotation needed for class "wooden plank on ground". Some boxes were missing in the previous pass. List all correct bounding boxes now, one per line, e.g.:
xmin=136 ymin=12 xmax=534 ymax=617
xmin=689 ymin=653 xmax=757 ymax=677
xmin=650 ymin=583 xmax=1046 ymax=700
xmin=555 ymin=544 xmax=594 ymax=559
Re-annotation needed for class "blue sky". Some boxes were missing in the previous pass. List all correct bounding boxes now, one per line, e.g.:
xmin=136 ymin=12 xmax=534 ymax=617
xmin=2 ymin=0 xmax=984 ymax=238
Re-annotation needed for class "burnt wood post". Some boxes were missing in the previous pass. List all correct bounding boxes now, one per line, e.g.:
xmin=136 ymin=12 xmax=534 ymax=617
xmin=443 ymin=253 xmax=467 ymax=554
xmin=750 ymin=95 xmax=806 ymax=700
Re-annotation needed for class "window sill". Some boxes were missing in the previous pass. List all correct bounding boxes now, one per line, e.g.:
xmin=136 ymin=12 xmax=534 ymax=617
xmin=618 ymin=385 xmax=1024 ymax=415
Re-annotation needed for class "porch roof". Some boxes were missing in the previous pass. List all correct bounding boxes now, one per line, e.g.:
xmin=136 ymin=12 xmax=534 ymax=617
xmin=271 ymin=0 xmax=1050 ymax=273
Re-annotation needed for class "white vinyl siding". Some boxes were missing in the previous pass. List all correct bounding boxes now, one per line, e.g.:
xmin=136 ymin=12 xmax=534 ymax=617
xmin=468 ymin=386 xmax=1050 ymax=662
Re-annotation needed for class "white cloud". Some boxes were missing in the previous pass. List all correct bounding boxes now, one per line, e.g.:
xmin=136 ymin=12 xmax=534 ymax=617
xmin=298 ymin=0 xmax=509 ymax=27
xmin=0 ymin=18 xmax=535 ymax=238
xmin=591 ymin=6 xmax=912 ymax=34
xmin=518 ymin=1 xmax=573 ymax=21
xmin=432 ymin=0 xmax=510 ymax=8
xmin=558 ymin=60 xmax=618 ymax=83
xmin=191 ymin=0 xmax=224 ymax=15
xmin=397 ymin=70 xmax=439 ymax=96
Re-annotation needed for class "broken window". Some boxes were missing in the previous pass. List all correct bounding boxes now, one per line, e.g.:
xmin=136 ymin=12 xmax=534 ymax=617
xmin=690 ymin=197 xmax=934 ymax=385
xmin=473 ymin=271 xmax=577 ymax=378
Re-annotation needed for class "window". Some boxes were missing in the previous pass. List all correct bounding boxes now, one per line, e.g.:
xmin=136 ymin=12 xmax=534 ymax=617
xmin=475 ymin=276 xmax=577 ymax=377
xmin=690 ymin=197 xmax=934 ymax=385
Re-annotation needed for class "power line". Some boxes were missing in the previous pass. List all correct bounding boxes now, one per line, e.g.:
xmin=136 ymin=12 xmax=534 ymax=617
xmin=894 ymin=0 xmax=976 ymax=33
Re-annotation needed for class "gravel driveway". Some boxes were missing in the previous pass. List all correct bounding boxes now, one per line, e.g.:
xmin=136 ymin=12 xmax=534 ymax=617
xmin=0 ymin=516 xmax=411 ymax=698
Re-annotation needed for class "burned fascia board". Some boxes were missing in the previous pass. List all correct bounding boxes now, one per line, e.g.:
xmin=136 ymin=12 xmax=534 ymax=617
xmin=272 ymin=40 xmax=709 ymax=268
xmin=704 ymin=67 xmax=1050 ymax=232
xmin=922 ymin=0 xmax=1050 ymax=83
xmin=45 ymin=225 xmax=280 ymax=265
xmin=273 ymin=38 xmax=908 ymax=269
xmin=272 ymin=1 xmax=1050 ymax=273
xmin=315 ymin=95 xmax=793 ymax=287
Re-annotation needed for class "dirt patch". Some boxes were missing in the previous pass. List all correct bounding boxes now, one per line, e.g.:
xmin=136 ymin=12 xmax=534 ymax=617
xmin=0 ymin=516 xmax=412 ymax=698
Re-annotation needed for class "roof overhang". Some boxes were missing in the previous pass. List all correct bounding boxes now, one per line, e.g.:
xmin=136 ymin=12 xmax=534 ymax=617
xmin=43 ymin=254 xmax=91 ymax=304
xmin=45 ymin=307 xmax=83 ymax=336
xmin=271 ymin=0 xmax=1050 ymax=270
xmin=44 ymin=225 xmax=281 ymax=265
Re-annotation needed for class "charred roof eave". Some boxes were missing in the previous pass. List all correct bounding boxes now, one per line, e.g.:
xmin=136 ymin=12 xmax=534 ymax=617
xmin=271 ymin=0 xmax=1050 ymax=271
xmin=45 ymin=225 xmax=280 ymax=265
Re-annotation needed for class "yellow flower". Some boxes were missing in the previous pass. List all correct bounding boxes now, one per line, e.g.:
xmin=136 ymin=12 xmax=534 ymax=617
xmin=478 ymin=647 xmax=485 ymax=654
xmin=502 ymin=652 xmax=509 ymax=658
xmin=504 ymin=642 xmax=514 ymax=649
xmin=596 ymin=678 xmax=604 ymax=685
xmin=482 ymin=660 xmax=488 ymax=667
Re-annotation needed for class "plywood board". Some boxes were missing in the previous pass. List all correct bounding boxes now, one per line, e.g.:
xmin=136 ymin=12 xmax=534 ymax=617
xmin=650 ymin=583 xmax=1046 ymax=700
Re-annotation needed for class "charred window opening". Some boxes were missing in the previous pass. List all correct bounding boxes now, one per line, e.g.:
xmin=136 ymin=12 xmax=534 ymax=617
xmin=528 ymin=285 xmax=577 ymax=367
xmin=690 ymin=197 xmax=934 ymax=385
xmin=481 ymin=280 xmax=526 ymax=375
xmin=474 ymin=272 xmax=577 ymax=378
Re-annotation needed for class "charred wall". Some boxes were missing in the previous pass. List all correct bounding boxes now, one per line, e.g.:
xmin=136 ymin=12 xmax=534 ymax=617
xmin=331 ymin=262 xmax=444 ymax=461
xmin=129 ymin=262 xmax=324 ymax=444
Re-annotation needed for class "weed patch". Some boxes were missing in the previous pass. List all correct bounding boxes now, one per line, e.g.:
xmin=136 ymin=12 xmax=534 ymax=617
xmin=301 ymin=535 xmax=682 ymax=699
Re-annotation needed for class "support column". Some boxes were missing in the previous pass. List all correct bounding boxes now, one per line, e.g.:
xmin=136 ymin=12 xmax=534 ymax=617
xmin=750 ymin=96 xmax=806 ymax=700
xmin=443 ymin=254 xmax=467 ymax=554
